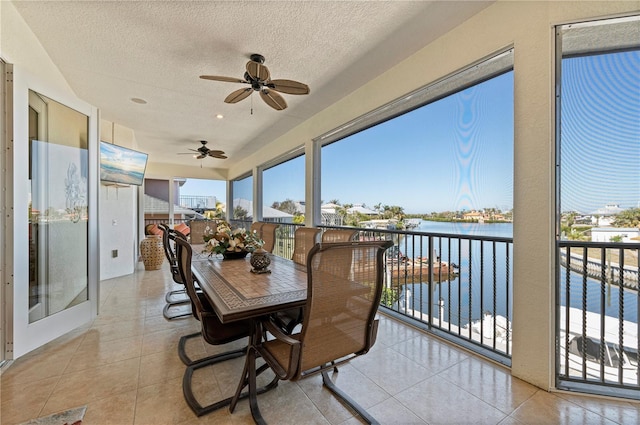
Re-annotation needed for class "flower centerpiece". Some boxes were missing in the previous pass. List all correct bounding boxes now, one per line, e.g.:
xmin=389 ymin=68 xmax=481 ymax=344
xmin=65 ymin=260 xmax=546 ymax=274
xmin=202 ymin=220 xmax=263 ymax=259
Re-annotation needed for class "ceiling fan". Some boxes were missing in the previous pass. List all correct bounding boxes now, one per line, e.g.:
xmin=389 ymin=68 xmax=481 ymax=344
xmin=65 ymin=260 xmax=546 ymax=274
xmin=178 ymin=140 xmax=227 ymax=160
xmin=200 ymin=54 xmax=310 ymax=111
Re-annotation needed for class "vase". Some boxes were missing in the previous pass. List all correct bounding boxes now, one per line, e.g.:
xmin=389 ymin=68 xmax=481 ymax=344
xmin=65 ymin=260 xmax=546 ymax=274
xmin=222 ymin=250 xmax=249 ymax=260
xmin=250 ymin=248 xmax=271 ymax=274
xmin=140 ymin=234 xmax=164 ymax=270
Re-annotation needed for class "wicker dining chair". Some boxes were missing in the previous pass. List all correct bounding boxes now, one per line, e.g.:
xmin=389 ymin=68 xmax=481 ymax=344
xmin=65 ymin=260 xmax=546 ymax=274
xmin=272 ymin=227 xmax=321 ymax=333
xmin=230 ymin=240 xmax=393 ymax=425
xmin=173 ymin=237 xmax=259 ymax=417
xmin=250 ymin=221 xmax=263 ymax=236
xmin=259 ymin=222 xmax=280 ymax=253
xmin=321 ymin=228 xmax=358 ymax=243
xmin=291 ymin=227 xmax=321 ymax=266
xmin=159 ymin=224 xmax=192 ymax=320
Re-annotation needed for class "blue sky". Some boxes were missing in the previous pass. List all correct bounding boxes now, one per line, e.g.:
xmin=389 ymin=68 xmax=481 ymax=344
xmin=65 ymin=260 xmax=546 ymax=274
xmin=180 ymin=50 xmax=639 ymax=216
xmin=560 ymin=50 xmax=640 ymax=214
xmin=320 ymin=72 xmax=514 ymax=214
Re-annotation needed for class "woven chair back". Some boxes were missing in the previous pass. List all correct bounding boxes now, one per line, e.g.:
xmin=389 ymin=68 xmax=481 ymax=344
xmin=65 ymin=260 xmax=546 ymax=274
xmin=259 ymin=223 xmax=280 ymax=253
xmin=174 ymin=238 xmax=202 ymax=314
xmin=250 ymin=221 xmax=262 ymax=236
xmin=159 ymin=223 xmax=173 ymax=263
xmin=291 ymin=227 xmax=321 ymax=265
xmin=296 ymin=240 xmax=392 ymax=375
xmin=161 ymin=224 xmax=188 ymax=284
xmin=321 ymin=229 xmax=358 ymax=243
xmin=174 ymin=237 xmax=251 ymax=345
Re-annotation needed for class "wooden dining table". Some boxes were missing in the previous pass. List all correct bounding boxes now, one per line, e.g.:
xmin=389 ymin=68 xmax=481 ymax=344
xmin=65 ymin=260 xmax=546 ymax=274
xmin=190 ymin=252 xmax=308 ymax=323
xmin=181 ymin=251 xmax=308 ymax=420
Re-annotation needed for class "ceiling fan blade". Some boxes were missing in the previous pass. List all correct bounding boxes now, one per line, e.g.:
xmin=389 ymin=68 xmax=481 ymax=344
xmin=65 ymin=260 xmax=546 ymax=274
xmin=200 ymin=75 xmax=247 ymax=84
xmin=208 ymin=151 xmax=227 ymax=159
xmin=196 ymin=154 xmax=207 ymax=159
xmin=260 ymin=89 xmax=287 ymax=111
xmin=224 ymin=88 xmax=252 ymax=104
xmin=269 ymin=79 xmax=310 ymax=95
xmin=246 ymin=60 xmax=270 ymax=81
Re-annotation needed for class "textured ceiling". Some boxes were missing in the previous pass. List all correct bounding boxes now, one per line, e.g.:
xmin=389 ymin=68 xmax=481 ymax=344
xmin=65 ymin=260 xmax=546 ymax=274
xmin=13 ymin=1 xmax=492 ymax=170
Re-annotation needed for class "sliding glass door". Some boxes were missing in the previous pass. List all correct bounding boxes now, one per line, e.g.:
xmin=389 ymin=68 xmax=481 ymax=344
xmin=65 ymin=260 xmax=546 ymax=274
xmin=28 ymin=90 xmax=89 ymax=322
xmin=11 ymin=72 xmax=98 ymax=357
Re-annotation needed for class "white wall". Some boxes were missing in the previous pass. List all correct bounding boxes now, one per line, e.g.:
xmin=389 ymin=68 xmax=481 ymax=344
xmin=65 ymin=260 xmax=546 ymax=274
xmin=99 ymin=121 xmax=138 ymax=280
xmin=99 ymin=185 xmax=137 ymax=279
xmin=591 ymin=228 xmax=640 ymax=243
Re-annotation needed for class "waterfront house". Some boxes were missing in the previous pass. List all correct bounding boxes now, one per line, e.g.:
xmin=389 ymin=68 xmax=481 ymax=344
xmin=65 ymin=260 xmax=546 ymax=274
xmin=591 ymin=204 xmax=627 ymax=226
xmin=591 ymin=227 xmax=640 ymax=243
xmin=463 ymin=210 xmax=485 ymax=222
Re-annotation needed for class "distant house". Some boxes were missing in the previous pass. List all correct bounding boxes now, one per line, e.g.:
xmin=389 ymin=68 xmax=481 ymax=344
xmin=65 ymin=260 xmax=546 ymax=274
xmin=179 ymin=195 xmax=219 ymax=212
xmin=232 ymin=198 xmax=294 ymax=223
xmin=590 ymin=204 xmax=625 ymax=226
xmin=463 ymin=211 xmax=484 ymax=222
xmin=293 ymin=200 xmax=306 ymax=215
xmin=143 ymin=194 xmax=201 ymax=222
xmin=590 ymin=227 xmax=640 ymax=243
xmin=321 ymin=203 xmax=343 ymax=226
xmin=347 ymin=204 xmax=377 ymax=216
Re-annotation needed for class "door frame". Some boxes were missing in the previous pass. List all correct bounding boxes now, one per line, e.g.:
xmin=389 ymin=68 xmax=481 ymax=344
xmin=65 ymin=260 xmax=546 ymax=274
xmin=11 ymin=65 xmax=99 ymax=358
xmin=1 ymin=61 xmax=13 ymax=364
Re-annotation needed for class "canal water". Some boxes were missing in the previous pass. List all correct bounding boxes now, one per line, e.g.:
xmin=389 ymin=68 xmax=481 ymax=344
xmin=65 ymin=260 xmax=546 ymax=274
xmin=394 ymin=220 xmax=638 ymax=326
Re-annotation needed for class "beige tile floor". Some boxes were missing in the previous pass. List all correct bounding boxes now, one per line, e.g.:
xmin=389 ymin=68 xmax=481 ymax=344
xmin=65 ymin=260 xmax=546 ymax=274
xmin=2 ymin=263 xmax=639 ymax=425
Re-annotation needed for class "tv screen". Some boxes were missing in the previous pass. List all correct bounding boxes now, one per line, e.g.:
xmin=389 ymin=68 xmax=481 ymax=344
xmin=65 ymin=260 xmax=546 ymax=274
xmin=100 ymin=141 xmax=148 ymax=186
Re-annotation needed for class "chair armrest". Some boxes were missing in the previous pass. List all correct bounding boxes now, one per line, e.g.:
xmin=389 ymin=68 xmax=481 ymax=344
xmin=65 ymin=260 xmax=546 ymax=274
xmin=258 ymin=316 xmax=302 ymax=380
xmin=262 ymin=317 xmax=300 ymax=347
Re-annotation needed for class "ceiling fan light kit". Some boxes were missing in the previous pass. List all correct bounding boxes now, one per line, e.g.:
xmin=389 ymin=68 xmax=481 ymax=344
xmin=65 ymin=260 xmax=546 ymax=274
xmin=200 ymin=53 xmax=310 ymax=111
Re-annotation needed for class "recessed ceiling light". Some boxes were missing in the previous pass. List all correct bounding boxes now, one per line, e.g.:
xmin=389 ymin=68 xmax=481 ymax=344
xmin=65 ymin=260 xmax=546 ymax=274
xmin=130 ymin=97 xmax=147 ymax=104
xmin=216 ymin=114 xmax=224 ymax=119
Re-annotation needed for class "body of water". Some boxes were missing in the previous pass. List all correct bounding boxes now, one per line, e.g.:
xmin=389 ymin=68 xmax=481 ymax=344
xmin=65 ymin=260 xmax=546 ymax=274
xmin=394 ymin=220 xmax=638 ymax=325
xmin=413 ymin=220 xmax=513 ymax=238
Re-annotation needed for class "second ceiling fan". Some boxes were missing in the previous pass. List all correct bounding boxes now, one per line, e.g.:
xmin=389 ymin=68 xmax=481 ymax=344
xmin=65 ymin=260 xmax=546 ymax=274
xmin=179 ymin=140 xmax=227 ymax=160
xmin=200 ymin=54 xmax=310 ymax=111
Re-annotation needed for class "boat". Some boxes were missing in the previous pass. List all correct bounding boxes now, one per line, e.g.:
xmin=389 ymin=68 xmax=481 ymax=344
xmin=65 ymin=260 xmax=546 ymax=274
xmin=463 ymin=312 xmax=512 ymax=344
xmin=404 ymin=218 xmax=421 ymax=229
xmin=388 ymin=255 xmax=459 ymax=285
xmin=558 ymin=307 xmax=638 ymax=385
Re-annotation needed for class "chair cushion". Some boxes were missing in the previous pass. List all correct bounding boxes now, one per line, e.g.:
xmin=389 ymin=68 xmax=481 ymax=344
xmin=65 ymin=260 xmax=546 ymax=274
xmin=200 ymin=310 xmax=251 ymax=345
xmin=175 ymin=222 xmax=190 ymax=236
xmin=145 ymin=224 xmax=164 ymax=235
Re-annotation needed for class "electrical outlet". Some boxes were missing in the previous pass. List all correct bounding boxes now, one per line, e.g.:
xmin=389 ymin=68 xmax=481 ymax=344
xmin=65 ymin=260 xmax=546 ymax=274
xmin=112 ymin=249 xmax=118 ymax=258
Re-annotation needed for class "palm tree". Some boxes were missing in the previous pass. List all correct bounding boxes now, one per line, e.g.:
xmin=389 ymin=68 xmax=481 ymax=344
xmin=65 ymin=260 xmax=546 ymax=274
xmin=272 ymin=199 xmax=298 ymax=215
xmin=612 ymin=207 xmax=640 ymax=228
xmin=234 ymin=206 xmax=248 ymax=220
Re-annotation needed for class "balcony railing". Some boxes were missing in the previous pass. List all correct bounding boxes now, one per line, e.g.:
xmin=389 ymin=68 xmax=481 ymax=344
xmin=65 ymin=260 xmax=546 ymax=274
xmin=557 ymin=240 xmax=640 ymax=398
xmin=347 ymin=225 xmax=513 ymax=365
xmin=215 ymin=220 xmax=640 ymax=398
xmin=233 ymin=220 xmax=513 ymax=365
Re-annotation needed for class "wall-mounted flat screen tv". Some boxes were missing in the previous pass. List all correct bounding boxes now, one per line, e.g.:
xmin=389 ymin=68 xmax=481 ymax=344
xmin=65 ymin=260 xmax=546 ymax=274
xmin=100 ymin=141 xmax=148 ymax=186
